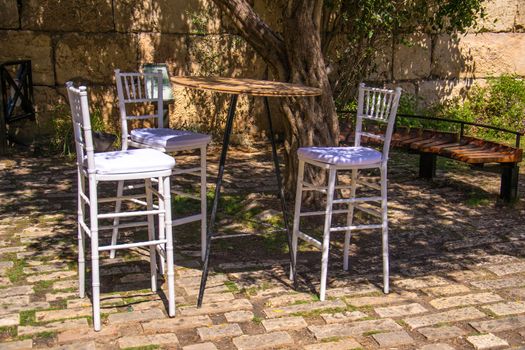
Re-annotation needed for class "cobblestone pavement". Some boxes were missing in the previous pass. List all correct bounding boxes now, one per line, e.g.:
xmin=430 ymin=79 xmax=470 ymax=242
xmin=1 ymin=144 xmax=525 ymax=350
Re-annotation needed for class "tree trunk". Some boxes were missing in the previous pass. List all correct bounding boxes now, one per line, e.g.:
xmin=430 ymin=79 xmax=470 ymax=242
xmin=280 ymin=0 xmax=339 ymax=192
xmin=212 ymin=0 xmax=339 ymax=195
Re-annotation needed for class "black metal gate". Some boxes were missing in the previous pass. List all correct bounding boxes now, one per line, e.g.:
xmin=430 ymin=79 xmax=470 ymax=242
xmin=0 ymin=60 xmax=35 ymax=154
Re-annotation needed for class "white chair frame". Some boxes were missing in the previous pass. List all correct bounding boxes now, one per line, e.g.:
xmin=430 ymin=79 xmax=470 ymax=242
xmin=291 ymin=83 xmax=402 ymax=301
xmin=66 ymin=82 xmax=176 ymax=331
xmin=112 ymin=69 xmax=209 ymax=263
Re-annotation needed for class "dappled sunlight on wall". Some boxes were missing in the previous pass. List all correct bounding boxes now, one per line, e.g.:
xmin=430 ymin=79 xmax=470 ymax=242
xmin=0 ymin=0 xmax=524 ymax=145
xmin=55 ymin=33 xmax=137 ymax=85
xmin=394 ymin=33 xmax=432 ymax=81
xmin=21 ymin=0 xmax=114 ymax=32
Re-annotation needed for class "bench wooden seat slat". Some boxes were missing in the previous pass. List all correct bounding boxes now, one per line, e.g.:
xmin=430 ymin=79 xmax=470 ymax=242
xmin=452 ymin=150 xmax=513 ymax=157
xmin=455 ymin=153 xmax=519 ymax=164
xmin=363 ymin=133 xmax=520 ymax=162
xmin=420 ymin=142 xmax=460 ymax=153
xmin=397 ymin=136 xmax=430 ymax=147
xmin=451 ymin=149 xmax=510 ymax=157
xmin=447 ymin=145 xmax=516 ymax=159
xmin=438 ymin=145 xmax=480 ymax=157
xmin=355 ymin=128 xmax=522 ymax=164
xmin=340 ymin=118 xmax=522 ymax=202
xmin=395 ymin=131 xmax=437 ymax=147
xmin=439 ymin=143 xmax=479 ymax=150
xmin=390 ymin=137 xmax=416 ymax=147
xmin=391 ymin=133 xmax=423 ymax=141
xmin=419 ymin=141 xmax=460 ymax=153
xmin=409 ymin=136 xmax=458 ymax=150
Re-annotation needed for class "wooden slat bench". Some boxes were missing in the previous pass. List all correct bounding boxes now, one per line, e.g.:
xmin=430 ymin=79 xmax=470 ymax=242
xmin=339 ymin=113 xmax=523 ymax=203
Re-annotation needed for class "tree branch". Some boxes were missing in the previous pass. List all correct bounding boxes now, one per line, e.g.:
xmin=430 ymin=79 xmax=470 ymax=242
xmin=212 ymin=0 xmax=289 ymax=79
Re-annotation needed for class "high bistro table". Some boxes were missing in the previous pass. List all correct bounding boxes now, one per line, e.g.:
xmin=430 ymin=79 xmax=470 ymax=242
xmin=171 ymin=76 xmax=322 ymax=307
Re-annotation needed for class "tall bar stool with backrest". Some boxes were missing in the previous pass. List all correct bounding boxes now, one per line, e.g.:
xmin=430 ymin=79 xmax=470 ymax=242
xmin=291 ymin=83 xmax=402 ymax=301
xmin=111 ymin=70 xmax=211 ymax=263
xmin=66 ymin=82 xmax=177 ymax=331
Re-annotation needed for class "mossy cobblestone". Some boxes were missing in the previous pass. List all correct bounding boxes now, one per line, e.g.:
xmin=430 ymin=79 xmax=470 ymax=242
xmin=1 ymin=147 xmax=525 ymax=348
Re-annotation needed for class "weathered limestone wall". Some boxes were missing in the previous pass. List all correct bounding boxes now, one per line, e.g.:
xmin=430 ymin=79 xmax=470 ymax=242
xmin=0 ymin=0 xmax=524 ymax=145
xmin=388 ymin=0 xmax=525 ymax=108
xmin=0 ymin=0 xmax=264 ymax=145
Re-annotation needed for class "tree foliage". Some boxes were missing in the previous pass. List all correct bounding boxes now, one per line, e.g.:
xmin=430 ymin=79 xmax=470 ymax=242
xmin=212 ymin=0 xmax=486 ymax=101
xmin=320 ymin=0 xmax=486 ymax=104
xmin=442 ymin=75 xmax=525 ymax=140
xmin=210 ymin=0 xmax=486 ymax=192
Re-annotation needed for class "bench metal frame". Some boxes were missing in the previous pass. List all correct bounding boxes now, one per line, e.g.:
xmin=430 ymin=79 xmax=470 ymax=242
xmin=340 ymin=111 xmax=524 ymax=203
xmin=0 ymin=60 xmax=35 ymax=154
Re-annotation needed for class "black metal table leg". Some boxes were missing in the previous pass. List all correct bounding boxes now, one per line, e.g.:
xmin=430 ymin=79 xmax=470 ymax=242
xmin=197 ymin=94 xmax=238 ymax=307
xmin=0 ymin=77 xmax=6 ymax=155
xmin=264 ymin=97 xmax=297 ymax=288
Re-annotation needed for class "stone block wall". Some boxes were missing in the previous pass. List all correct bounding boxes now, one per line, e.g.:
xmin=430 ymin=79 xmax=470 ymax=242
xmin=0 ymin=0 xmax=263 ymax=145
xmin=387 ymin=0 xmax=525 ymax=108
xmin=0 ymin=0 xmax=523 ymax=145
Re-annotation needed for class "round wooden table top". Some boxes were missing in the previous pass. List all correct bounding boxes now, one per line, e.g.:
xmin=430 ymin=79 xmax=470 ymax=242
xmin=171 ymin=76 xmax=322 ymax=97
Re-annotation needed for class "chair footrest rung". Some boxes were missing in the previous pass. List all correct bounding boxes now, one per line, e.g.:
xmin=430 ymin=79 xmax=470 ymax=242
xmin=99 ymin=221 xmax=149 ymax=231
xmin=361 ymin=131 xmax=384 ymax=140
xmin=128 ymin=198 xmax=154 ymax=207
xmin=333 ymin=196 xmax=382 ymax=204
xmin=172 ymin=214 xmax=202 ymax=226
xmin=125 ymin=183 xmax=146 ymax=189
xmin=98 ymin=194 xmax=146 ymax=203
xmin=99 ymin=197 xmax=159 ymax=211
xmin=211 ymin=233 xmax=252 ymax=240
xmin=302 ymin=182 xmax=358 ymax=192
xmin=99 ymin=239 xmax=167 ymax=251
xmin=330 ymin=224 xmax=382 ymax=232
xmin=98 ymin=209 xmax=164 ymax=219
xmin=301 ymin=182 xmax=326 ymax=193
xmin=302 ymin=181 xmax=383 ymax=193
xmin=357 ymin=179 xmax=381 ymax=190
xmin=354 ymin=204 xmax=382 ymax=217
xmin=299 ymin=209 xmax=350 ymax=217
xmin=296 ymin=231 xmax=322 ymax=249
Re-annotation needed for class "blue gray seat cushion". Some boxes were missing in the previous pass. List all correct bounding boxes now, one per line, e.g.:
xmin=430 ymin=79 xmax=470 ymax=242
xmin=298 ymin=146 xmax=382 ymax=166
xmin=130 ymin=128 xmax=211 ymax=150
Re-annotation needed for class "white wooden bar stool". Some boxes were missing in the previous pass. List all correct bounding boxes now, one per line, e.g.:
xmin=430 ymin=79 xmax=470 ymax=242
xmin=66 ymin=82 xmax=177 ymax=331
xmin=111 ymin=70 xmax=211 ymax=264
xmin=291 ymin=83 xmax=402 ymax=301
